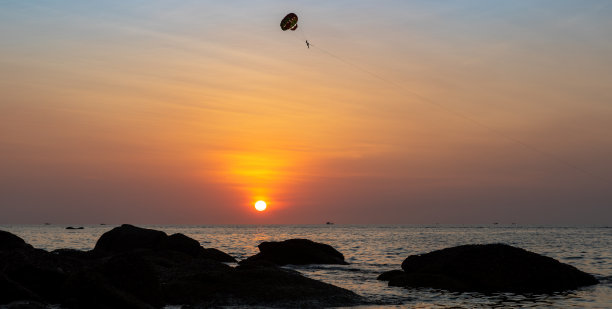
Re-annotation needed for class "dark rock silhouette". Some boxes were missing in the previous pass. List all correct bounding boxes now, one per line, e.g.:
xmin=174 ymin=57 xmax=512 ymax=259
xmin=0 ymin=227 xmax=363 ymax=308
xmin=93 ymin=224 xmax=167 ymax=253
xmin=240 ymin=238 xmax=349 ymax=266
xmin=159 ymin=232 xmax=202 ymax=255
xmin=93 ymin=224 xmax=236 ymax=262
xmin=65 ymin=226 xmax=83 ymax=230
xmin=201 ymin=247 xmax=237 ymax=263
xmin=162 ymin=260 xmax=358 ymax=307
xmin=0 ymin=236 xmax=70 ymax=304
xmin=0 ymin=231 xmax=33 ymax=251
xmin=378 ymin=243 xmax=599 ymax=293
xmin=377 ymin=269 xmax=406 ymax=281
xmin=0 ymin=274 xmax=40 ymax=305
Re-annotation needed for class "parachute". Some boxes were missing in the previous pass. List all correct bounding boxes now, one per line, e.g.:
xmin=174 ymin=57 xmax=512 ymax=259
xmin=280 ymin=13 xmax=298 ymax=31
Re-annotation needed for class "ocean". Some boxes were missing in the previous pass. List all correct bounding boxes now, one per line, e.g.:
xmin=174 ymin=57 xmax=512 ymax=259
xmin=2 ymin=224 xmax=611 ymax=308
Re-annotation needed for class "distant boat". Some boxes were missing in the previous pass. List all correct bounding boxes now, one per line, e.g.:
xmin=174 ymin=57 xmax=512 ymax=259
xmin=326 ymin=222 xmax=334 ymax=225
xmin=66 ymin=226 xmax=84 ymax=230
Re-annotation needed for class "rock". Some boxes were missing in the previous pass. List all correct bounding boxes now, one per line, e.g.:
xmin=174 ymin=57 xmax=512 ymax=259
xmin=162 ymin=261 xmax=362 ymax=307
xmin=377 ymin=270 xmax=411 ymax=286
xmin=93 ymin=225 xmax=237 ymax=262
xmin=201 ymin=248 xmax=236 ymax=263
xmin=0 ymin=274 xmax=41 ymax=304
xmin=226 ymin=266 xmax=361 ymax=307
xmin=65 ymin=226 xmax=84 ymax=230
xmin=63 ymin=269 xmax=157 ymax=309
xmin=240 ymin=239 xmax=348 ymax=266
xmin=0 ymin=246 xmax=69 ymax=304
xmin=0 ymin=230 xmax=33 ymax=251
xmin=61 ymin=251 xmax=163 ymax=309
xmin=101 ymin=253 xmax=164 ymax=306
xmin=51 ymin=248 xmax=93 ymax=260
xmin=380 ymin=243 xmax=599 ymax=293
xmin=93 ymin=224 xmax=167 ymax=254
xmin=142 ymin=237 xmax=361 ymax=307
xmin=158 ymin=233 xmax=202 ymax=256
xmin=377 ymin=269 xmax=406 ymax=281
xmin=0 ymin=228 xmax=362 ymax=308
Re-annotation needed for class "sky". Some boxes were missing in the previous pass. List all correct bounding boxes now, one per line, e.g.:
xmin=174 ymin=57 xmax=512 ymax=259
xmin=1 ymin=0 xmax=611 ymax=224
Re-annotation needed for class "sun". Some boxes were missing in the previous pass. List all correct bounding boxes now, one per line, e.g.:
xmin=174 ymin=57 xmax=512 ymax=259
xmin=254 ymin=200 xmax=267 ymax=211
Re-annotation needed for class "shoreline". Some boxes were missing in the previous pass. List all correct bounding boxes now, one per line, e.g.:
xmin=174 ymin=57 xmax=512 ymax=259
xmin=1 ymin=224 xmax=610 ymax=308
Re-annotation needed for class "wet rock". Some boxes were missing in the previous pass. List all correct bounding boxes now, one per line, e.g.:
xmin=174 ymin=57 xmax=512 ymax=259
xmin=377 ymin=269 xmax=406 ymax=281
xmin=380 ymin=243 xmax=599 ymax=293
xmin=240 ymin=239 xmax=349 ymax=266
xmin=377 ymin=269 xmax=412 ymax=286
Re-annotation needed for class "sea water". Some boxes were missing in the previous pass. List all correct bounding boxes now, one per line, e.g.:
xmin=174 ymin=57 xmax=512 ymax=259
xmin=2 ymin=224 xmax=611 ymax=308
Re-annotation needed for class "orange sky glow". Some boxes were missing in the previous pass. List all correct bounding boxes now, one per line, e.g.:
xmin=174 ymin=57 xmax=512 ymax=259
xmin=1 ymin=1 xmax=611 ymax=224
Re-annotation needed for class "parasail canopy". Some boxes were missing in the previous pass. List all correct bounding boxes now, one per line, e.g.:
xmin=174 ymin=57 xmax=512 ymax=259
xmin=280 ymin=13 xmax=298 ymax=31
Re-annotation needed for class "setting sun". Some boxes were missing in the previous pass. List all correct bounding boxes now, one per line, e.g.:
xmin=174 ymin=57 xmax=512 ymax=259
xmin=254 ymin=200 xmax=267 ymax=212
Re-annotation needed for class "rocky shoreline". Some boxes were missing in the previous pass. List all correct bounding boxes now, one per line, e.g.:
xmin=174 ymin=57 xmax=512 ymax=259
xmin=0 ymin=225 xmax=600 ymax=308
xmin=0 ymin=225 xmax=361 ymax=308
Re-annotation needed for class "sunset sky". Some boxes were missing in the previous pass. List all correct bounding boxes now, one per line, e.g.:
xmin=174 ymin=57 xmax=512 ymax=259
xmin=1 ymin=1 xmax=611 ymax=224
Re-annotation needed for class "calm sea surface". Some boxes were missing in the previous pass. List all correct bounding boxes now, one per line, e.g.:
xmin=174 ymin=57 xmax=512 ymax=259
xmin=2 ymin=224 xmax=611 ymax=308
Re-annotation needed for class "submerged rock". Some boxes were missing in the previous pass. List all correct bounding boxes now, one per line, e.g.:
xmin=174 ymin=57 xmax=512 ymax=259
xmin=377 ymin=269 xmax=406 ymax=282
xmin=240 ymin=238 xmax=349 ymax=266
xmin=379 ymin=243 xmax=599 ymax=293
xmin=0 ymin=227 xmax=363 ymax=308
